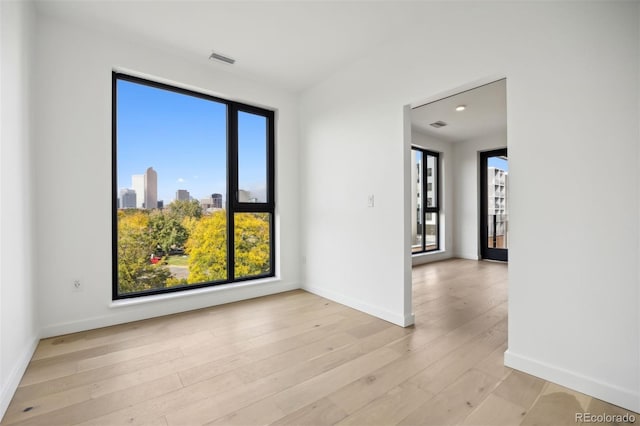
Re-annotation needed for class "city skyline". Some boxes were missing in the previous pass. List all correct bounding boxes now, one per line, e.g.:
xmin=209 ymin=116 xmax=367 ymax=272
xmin=124 ymin=166 xmax=231 ymax=204
xmin=120 ymin=165 xmax=263 ymax=210
xmin=116 ymin=78 xmax=268 ymax=205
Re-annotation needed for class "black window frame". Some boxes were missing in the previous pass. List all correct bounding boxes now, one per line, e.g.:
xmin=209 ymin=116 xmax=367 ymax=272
xmin=412 ymin=146 xmax=440 ymax=254
xmin=480 ymin=148 xmax=508 ymax=262
xmin=112 ymin=72 xmax=275 ymax=300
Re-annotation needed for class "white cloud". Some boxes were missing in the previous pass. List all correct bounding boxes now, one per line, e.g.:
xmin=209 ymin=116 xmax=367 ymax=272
xmin=177 ymin=178 xmax=185 ymax=183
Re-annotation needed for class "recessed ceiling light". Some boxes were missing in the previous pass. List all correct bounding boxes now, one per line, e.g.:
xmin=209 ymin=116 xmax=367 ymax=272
xmin=455 ymin=105 xmax=466 ymax=112
xmin=209 ymin=51 xmax=235 ymax=65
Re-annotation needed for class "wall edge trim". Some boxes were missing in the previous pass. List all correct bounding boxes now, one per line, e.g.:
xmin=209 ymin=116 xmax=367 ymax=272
xmin=0 ymin=335 xmax=39 ymax=422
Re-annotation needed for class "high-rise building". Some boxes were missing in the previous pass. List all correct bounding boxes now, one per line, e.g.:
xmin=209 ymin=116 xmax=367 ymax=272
xmin=176 ymin=189 xmax=190 ymax=201
xmin=144 ymin=167 xmax=157 ymax=210
xmin=119 ymin=189 xmax=137 ymax=209
xmin=131 ymin=167 xmax=158 ymax=209
xmin=132 ymin=174 xmax=145 ymax=208
xmin=212 ymin=193 xmax=223 ymax=209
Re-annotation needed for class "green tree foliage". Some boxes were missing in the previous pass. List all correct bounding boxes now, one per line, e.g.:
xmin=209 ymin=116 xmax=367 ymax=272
xmin=117 ymin=208 xmax=271 ymax=293
xmin=117 ymin=210 xmax=171 ymax=294
xmin=234 ymin=213 xmax=271 ymax=278
xmin=185 ymin=211 xmax=228 ymax=283
xmin=167 ymin=199 xmax=203 ymax=220
xmin=148 ymin=210 xmax=188 ymax=255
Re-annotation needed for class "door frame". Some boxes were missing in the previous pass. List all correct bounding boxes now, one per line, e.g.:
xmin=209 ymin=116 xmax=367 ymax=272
xmin=480 ymin=148 xmax=508 ymax=262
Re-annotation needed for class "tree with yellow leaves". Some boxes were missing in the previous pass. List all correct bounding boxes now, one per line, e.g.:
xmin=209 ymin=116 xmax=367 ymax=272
xmin=233 ymin=213 xmax=271 ymax=279
xmin=185 ymin=211 xmax=270 ymax=283
xmin=185 ymin=211 xmax=228 ymax=283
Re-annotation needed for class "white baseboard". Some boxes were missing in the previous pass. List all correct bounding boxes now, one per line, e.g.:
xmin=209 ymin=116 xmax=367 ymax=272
xmin=504 ymin=349 xmax=639 ymax=413
xmin=0 ymin=335 xmax=39 ymax=422
xmin=41 ymin=280 xmax=300 ymax=338
xmin=453 ymin=252 xmax=479 ymax=260
xmin=303 ymin=284 xmax=413 ymax=327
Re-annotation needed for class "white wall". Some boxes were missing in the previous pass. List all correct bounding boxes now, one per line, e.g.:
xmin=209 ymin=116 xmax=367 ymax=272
xmin=453 ymin=131 xmax=507 ymax=260
xmin=300 ymin=2 xmax=640 ymax=411
xmin=0 ymin=0 xmax=39 ymax=419
xmin=410 ymin=130 xmax=454 ymax=265
xmin=300 ymin=90 xmax=412 ymax=326
xmin=33 ymin=12 xmax=301 ymax=338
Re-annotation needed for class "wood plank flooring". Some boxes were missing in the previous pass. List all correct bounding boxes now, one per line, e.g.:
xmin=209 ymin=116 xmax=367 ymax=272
xmin=2 ymin=259 xmax=636 ymax=425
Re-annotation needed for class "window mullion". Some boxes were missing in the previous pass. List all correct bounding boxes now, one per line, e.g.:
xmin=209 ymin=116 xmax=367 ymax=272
xmin=228 ymin=105 xmax=239 ymax=282
xmin=421 ymin=153 xmax=428 ymax=252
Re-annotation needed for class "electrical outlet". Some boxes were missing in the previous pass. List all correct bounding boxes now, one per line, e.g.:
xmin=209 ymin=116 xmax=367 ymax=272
xmin=367 ymin=194 xmax=375 ymax=208
xmin=72 ymin=279 xmax=83 ymax=292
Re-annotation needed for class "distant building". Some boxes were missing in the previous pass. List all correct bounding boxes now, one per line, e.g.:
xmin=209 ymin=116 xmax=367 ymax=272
xmin=132 ymin=167 xmax=158 ymax=209
xmin=132 ymin=174 xmax=145 ymax=208
xmin=212 ymin=193 xmax=223 ymax=209
xmin=157 ymin=200 xmax=163 ymax=209
xmin=119 ymin=189 xmax=137 ymax=209
xmin=176 ymin=189 xmax=190 ymax=202
xmin=238 ymin=189 xmax=257 ymax=203
xmin=200 ymin=193 xmax=224 ymax=213
xmin=144 ymin=167 xmax=157 ymax=210
xmin=488 ymin=166 xmax=508 ymax=241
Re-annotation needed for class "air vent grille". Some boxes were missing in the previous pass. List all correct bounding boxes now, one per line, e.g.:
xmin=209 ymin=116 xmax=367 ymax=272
xmin=430 ymin=121 xmax=447 ymax=128
xmin=209 ymin=52 xmax=235 ymax=64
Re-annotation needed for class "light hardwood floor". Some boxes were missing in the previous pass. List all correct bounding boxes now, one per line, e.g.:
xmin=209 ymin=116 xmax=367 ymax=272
xmin=2 ymin=259 xmax=636 ymax=425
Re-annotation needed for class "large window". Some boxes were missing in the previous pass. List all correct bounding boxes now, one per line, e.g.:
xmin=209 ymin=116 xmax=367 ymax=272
xmin=112 ymin=73 xmax=275 ymax=299
xmin=411 ymin=147 xmax=440 ymax=253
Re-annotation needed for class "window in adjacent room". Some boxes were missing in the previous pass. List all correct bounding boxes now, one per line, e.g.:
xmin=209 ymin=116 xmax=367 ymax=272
xmin=112 ymin=73 xmax=275 ymax=299
xmin=411 ymin=147 xmax=440 ymax=253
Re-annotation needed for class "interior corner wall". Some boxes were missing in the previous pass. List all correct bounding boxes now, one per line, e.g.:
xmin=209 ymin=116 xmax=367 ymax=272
xmin=32 ymin=12 xmax=301 ymax=338
xmin=410 ymin=130 xmax=454 ymax=265
xmin=300 ymin=2 xmax=639 ymax=411
xmin=0 ymin=1 xmax=39 ymax=420
xmin=452 ymin=131 xmax=507 ymax=260
xmin=637 ymin=3 xmax=640 ymax=411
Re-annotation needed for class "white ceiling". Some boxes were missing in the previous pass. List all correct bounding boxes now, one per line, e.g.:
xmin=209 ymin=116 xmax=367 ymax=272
xmin=35 ymin=1 xmax=426 ymax=92
xmin=411 ymin=79 xmax=507 ymax=143
xmin=35 ymin=1 xmax=506 ymax=139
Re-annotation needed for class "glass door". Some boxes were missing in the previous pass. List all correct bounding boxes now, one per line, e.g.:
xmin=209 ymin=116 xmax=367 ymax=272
xmin=480 ymin=149 xmax=508 ymax=261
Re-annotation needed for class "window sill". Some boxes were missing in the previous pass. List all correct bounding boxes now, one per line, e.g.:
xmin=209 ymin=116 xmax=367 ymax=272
xmin=412 ymin=250 xmax=445 ymax=257
xmin=109 ymin=276 xmax=281 ymax=308
xmin=412 ymin=250 xmax=450 ymax=265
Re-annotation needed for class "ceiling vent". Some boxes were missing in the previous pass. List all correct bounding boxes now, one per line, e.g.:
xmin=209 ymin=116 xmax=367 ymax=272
xmin=209 ymin=51 xmax=235 ymax=65
xmin=430 ymin=121 xmax=447 ymax=128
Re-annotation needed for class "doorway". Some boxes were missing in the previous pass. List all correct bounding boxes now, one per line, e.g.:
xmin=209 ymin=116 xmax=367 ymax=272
xmin=480 ymin=148 xmax=508 ymax=261
xmin=405 ymin=77 xmax=508 ymax=327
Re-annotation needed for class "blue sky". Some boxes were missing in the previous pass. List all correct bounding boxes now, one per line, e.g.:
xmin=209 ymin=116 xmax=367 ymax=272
xmin=488 ymin=156 xmax=508 ymax=172
xmin=117 ymin=79 xmax=267 ymax=205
